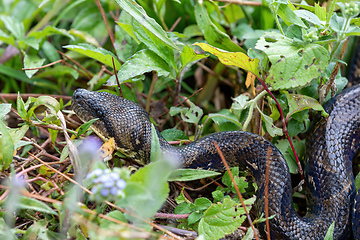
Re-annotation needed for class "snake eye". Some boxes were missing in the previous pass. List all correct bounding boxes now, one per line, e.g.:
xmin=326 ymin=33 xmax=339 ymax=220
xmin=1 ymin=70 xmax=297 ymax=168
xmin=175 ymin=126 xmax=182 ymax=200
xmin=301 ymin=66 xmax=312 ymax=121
xmin=96 ymin=109 xmax=103 ymax=117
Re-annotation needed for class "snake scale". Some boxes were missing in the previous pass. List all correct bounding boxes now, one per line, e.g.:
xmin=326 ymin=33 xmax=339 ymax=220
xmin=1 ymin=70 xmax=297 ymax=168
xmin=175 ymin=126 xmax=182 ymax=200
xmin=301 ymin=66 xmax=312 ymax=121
xmin=72 ymin=85 xmax=360 ymax=239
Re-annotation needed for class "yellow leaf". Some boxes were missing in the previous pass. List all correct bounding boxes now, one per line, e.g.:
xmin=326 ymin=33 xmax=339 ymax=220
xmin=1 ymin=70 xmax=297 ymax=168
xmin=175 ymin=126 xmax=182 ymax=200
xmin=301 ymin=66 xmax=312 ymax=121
xmin=245 ymin=72 xmax=256 ymax=96
xmin=193 ymin=43 xmax=260 ymax=78
xmin=98 ymin=138 xmax=115 ymax=162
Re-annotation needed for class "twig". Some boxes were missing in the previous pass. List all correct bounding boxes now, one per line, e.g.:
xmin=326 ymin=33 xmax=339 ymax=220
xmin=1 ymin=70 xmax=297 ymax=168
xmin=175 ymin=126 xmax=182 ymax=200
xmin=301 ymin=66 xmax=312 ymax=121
xmin=95 ymin=0 xmax=118 ymax=57
xmin=213 ymin=141 xmax=260 ymax=240
xmin=22 ymin=59 xmax=63 ymax=70
xmin=57 ymin=51 xmax=93 ymax=79
xmin=112 ymin=57 xmax=123 ymax=97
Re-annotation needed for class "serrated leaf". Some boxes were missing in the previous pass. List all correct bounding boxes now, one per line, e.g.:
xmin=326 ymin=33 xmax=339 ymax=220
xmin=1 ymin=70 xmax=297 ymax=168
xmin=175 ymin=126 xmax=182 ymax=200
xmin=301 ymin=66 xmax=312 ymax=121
xmin=114 ymin=0 xmax=179 ymax=51
xmin=107 ymin=49 xmax=172 ymax=86
xmin=198 ymin=198 xmax=248 ymax=240
xmin=18 ymin=196 xmax=58 ymax=215
xmin=168 ymin=169 xmax=221 ymax=182
xmin=63 ymin=44 xmax=121 ymax=69
xmin=23 ymin=54 xmax=46 ymax=78
xmin=255 ymin=32 xmax=329 ymax=89
xmin=194 ymin=43 xmax=260 ymax=78
xmin=194 ymin=1 xmax=245 ymax=53
xmin=188 ymin=211 xmax=203 ymax=225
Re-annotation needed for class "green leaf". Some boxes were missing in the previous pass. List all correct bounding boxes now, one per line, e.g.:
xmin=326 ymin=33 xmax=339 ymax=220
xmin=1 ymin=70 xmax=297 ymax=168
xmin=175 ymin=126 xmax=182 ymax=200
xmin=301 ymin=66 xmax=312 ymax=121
xmin=23 ymin=53 xmax=46 ymax=78
xmin=114 ymin=0 xmax=179 ymax=51
xmin=0 ymin=120 xmax=14 ymax=169
xmin=150 ymin=124 xmax=161 ymax=162
xmin=0 ymin=104 xmax=11 ymax=120
xmin=117 ymin=160 xmax=171 ymax=219
xmin=9 ymin=125 xmax=29 ymax=145
xmin=107 ymin=49 xmax=172 ymax=86
xmin=294 ymin=10 xmax=323 ymax=26
xmin=275 ymin=139 xmax=305 ymax=174
xmin=170 ymin=102 xmax=203 ymax=125
xmin=194 ymin=43 xmax=260 ymax=78
xmin=324 ymin=221 xmax=335 ymax=240
xmin=258 ymin=109 xmax=283 ymax=137
xmin=28 ymin=25 xmax=75 ymax=41
xmin=277 ymin=4 xmax=307 ymax=28
xmin=133 ymin=21 xmax=177 ymax=70
xmin=180 ymin=45 xmax=208 ymax=70
xmin=198 ymin=197 xmax=251 ymax=240
xmin=0 ymin=15 xmax=25 ymax=40
xmin=284 ymin=92 xmax=328 ymax=118
xmin=63 ymin=44 xmax=121 ymax=69
xmin=76 ymin=118 xmax=99 ymax=137
xmin=161 ymin=129 xmax=188 ymax=142
xmin=116 ymin=22 xmax=139 ymax=43
xmin=207 ymin=109 xmax=242 ymax=128
xmin=255 ymin=32 xmax=329 ymax=89
xmin=18 ymin=196 xmax=58 ymax=215
xmin=27 ymin=96 xmax=60 ymax=121
xmin=194 ymin=1 xmax=245 ymax=53
xmin=168 ymin=169 xmax=221 ymax=182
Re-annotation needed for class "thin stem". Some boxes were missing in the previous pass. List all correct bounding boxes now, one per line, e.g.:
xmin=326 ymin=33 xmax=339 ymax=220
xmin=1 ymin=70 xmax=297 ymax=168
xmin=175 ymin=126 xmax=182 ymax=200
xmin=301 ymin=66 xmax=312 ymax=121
xmin=242 ymin=89 xmax=269 ymax=131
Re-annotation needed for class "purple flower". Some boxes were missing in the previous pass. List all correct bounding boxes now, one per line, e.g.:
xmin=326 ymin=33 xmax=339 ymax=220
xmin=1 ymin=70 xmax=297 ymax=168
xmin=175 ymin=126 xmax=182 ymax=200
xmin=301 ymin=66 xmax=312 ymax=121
xmin=78 ymin=136 xmax=102 ymax=156
xmin=116 ymin=179 xmax=126 ymax=189
xmin=100 ymin=188 xmax=110 ymax=197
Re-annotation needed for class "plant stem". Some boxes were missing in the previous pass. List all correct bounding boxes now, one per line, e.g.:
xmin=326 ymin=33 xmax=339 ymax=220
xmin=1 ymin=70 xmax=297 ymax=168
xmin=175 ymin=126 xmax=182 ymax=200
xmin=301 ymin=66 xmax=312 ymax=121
xmin=242 ymin=89 xmax=269 ymax=131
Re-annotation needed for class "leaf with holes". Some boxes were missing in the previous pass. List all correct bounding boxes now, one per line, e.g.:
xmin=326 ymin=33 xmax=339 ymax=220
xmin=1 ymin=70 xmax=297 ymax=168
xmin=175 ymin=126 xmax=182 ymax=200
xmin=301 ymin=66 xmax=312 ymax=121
xmin=255 ymin=32 xmax=329 ymax=89
xmin=198 ymin=197 xmax=255 ymax=240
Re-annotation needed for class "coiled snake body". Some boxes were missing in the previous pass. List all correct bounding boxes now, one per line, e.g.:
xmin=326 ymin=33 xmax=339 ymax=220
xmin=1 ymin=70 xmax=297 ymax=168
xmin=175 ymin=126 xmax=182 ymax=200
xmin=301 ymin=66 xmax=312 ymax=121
xmin=72 ymin=85 xmax=360 ymax=239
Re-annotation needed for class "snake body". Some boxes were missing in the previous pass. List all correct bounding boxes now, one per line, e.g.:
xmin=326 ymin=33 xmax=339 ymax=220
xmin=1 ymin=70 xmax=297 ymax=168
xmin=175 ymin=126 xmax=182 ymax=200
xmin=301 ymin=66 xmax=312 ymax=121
xmin=71 ymin=85 xmax=360 ymax=239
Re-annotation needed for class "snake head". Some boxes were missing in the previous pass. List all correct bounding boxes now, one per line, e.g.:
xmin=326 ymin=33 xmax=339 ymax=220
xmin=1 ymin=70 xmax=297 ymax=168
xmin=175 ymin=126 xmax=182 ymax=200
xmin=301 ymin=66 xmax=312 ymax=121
xmin=71 ymin=89 xmax=152 ymax=164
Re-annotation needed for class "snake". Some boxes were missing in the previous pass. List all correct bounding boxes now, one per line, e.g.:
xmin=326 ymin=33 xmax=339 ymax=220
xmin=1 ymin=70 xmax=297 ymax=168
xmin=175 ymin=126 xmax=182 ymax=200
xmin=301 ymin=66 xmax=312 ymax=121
xmin=71 ymin=85 xmax=360 ymax=239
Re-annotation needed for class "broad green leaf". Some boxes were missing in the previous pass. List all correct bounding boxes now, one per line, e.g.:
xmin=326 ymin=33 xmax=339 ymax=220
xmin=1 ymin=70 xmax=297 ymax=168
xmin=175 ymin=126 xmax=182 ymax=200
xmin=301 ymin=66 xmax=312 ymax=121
xmin=208 ymin=109 xmax=242 ymax=128
xmin=194 ymin=43 xmax=260 ymax=78
xmin=255 ymin=32 xmax=329 ymax=89
xmin=23 ymin=53 xmax=46 ymax=78
xmin=68 ymin=29 xmax=99 ymax=46
xmin=63 ymin=44 xmax=121 ymax=69
xmin=116 ymin=22 xmax=139 ymax=43
xmin=0 ymin=218 xmax=16 ymax=240
xmin=0 ymin=120 xmax=14 ymax=169
xmin=107 ymin=49 xmax=172 ymax=86
xmin=284 ymin=92 xmax=328 ymax=118
xmin=114 ymin=0 xmax=179 ymax=51
xmin=27 ymin=96 xmax=60 ymax=120
xmin=18 ymin=196 xmax=58 ymax=215
xmin=117 ymin=160 xmax=171 ymax=219
xmin=324 ymin=221 xmax=335 ymax=240
xmin=329 ymin=14 xmax=345 ymax=32
xmin=0 ymin=104 xmax=11 ymax=120
xmin=133 ymin=21 xmax=176 ymax=70
xmin=258 ymin=109 xmax=283 ymax=137
xmin=294 ymin=10 xmax=323 ymax=26
xmin=161 ymin=129 xmax=188 ymax=142
xmin=0 ymin=15 xmax=25 ymax=40
xmin=275 ymin=139 xmax=305 ymax=174
xmin=168 ymin=169 xmax=221 ymax=182
xmin=9 ymin=125 xmax=29 ymax=145
xmin=28 ymin=26 xmax=74 ymax=41
xmin=180 ymin=45 xmax=208 ymax=70
xmin=22 ymin=219 xmax=56 ymax=240
xmin=194 ymin=1 xmax=245 ymax=53
xmin=277 ymin=4 xmax=307 ymax=28
xmin=170 ymin=103 xmax=203 ymax=125
xmin=198 ymin=197 xmax=254 ymax=240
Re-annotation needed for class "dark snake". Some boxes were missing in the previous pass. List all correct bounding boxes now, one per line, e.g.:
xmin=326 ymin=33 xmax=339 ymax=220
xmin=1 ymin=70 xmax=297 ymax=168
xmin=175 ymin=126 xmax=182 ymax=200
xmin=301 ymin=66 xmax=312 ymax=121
xmin=71 ymin=85 xmax=360 ymax=239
